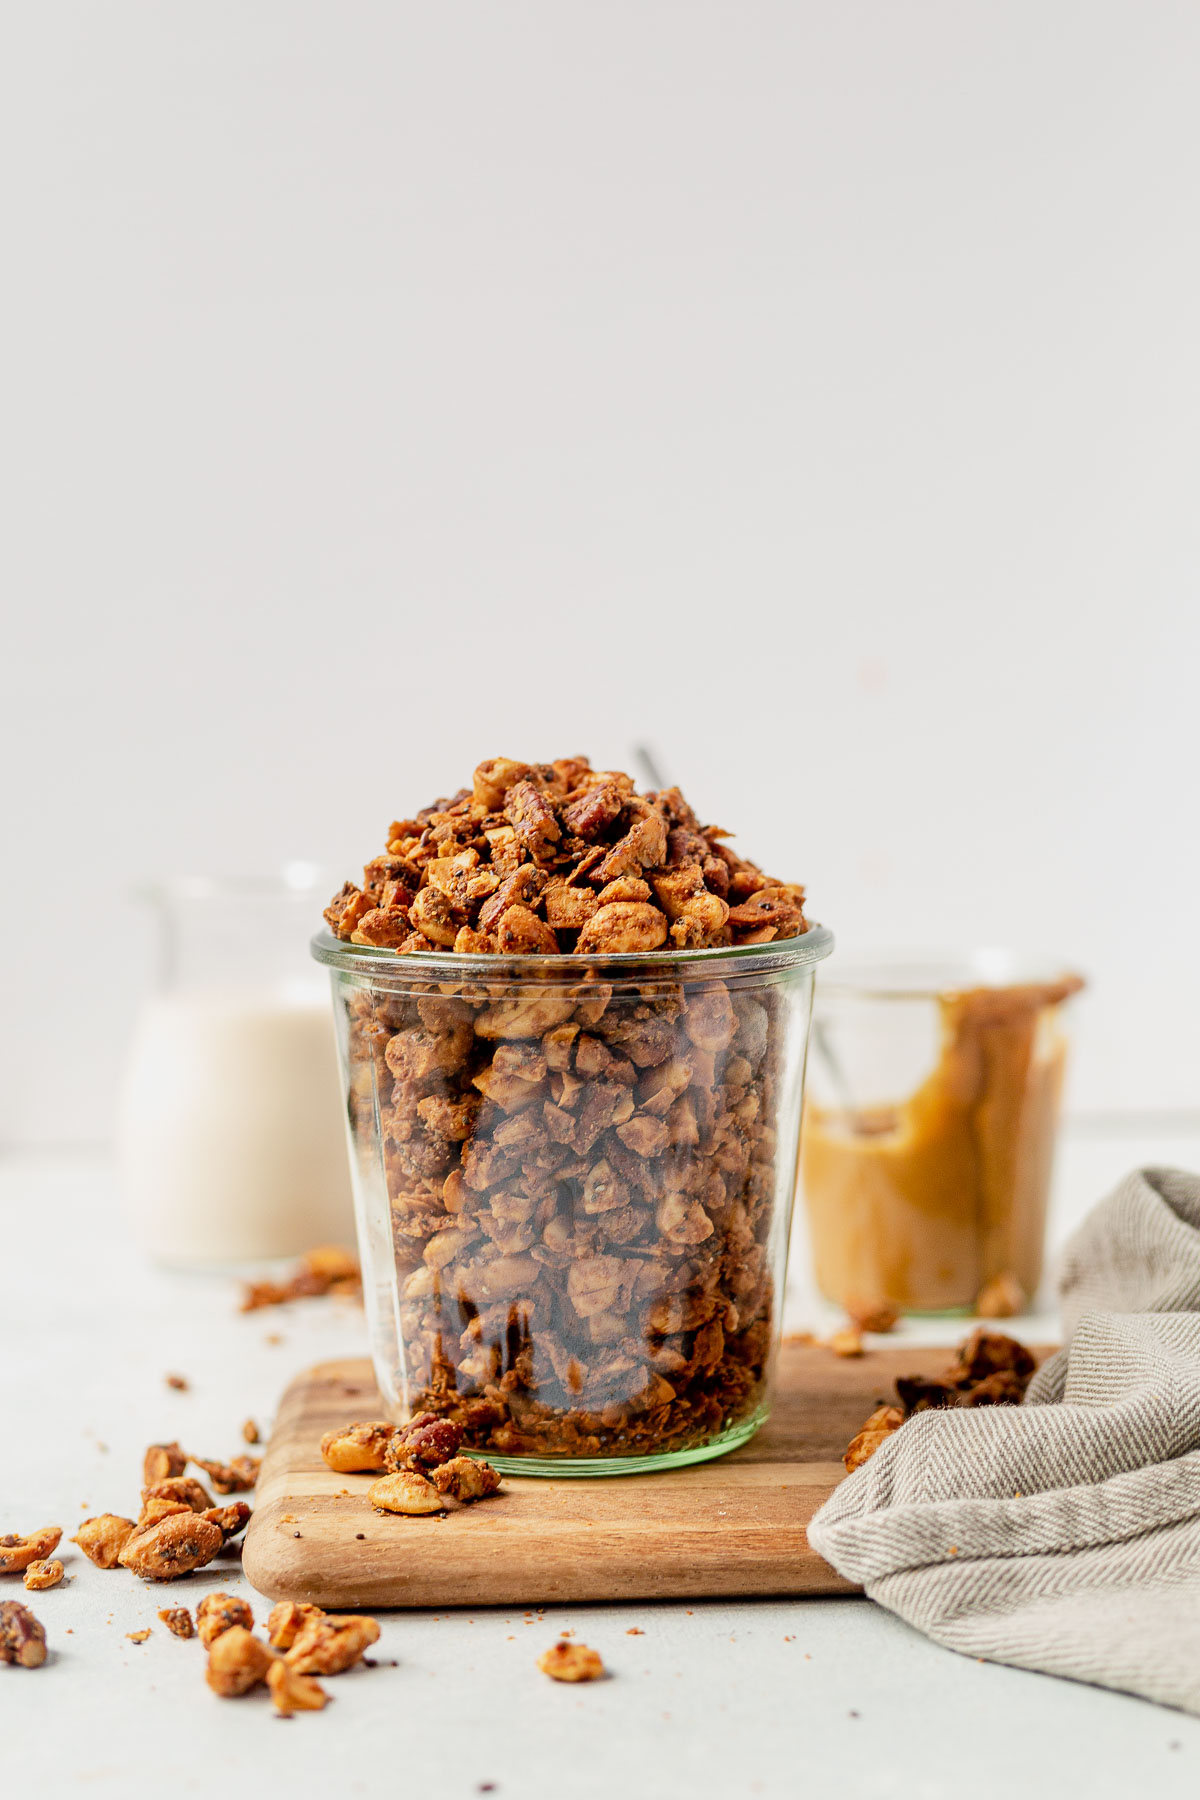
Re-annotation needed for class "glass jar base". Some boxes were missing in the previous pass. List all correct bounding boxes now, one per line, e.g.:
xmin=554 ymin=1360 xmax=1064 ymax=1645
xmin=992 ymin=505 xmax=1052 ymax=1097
xmin=470 ymin=1408 xmax=768 ymax=1479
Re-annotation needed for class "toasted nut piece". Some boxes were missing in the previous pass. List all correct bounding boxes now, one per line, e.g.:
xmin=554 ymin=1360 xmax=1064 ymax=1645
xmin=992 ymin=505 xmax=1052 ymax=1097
xmin=827 ymin=1327 xmax=864 ymax=1358
xmin=72 ymin=1515 xmax=137 ymax=1569
xmin=844 ymin=1405 xmax=905 ymax=1473
xmin=845 ymin=1299 xmax=899 ymax=1335
xmin=538 ymin=1640 xmax=605 ymax=1682
xmin=976 ymin=1272 xmax=1026 ymax=1319
xmin=197 ymin=1592 xmax=254 ymax=1646
xmin=118 ymin=1512 xmax=223 ymax=1581
xmin=22 ymin=1560 xmax=64 ymax=1591
xmin=205 ymin=1625 xmax=276 ymax=1697
xmin=0 ymin=1601 xmax=47 ymax=1667
xmin=285 ymin=1613 xmax=380 ymax=1676
xmin=126 ymin=1629 xmax=152 ymax=1643
xmin=202 ymin=1502 xmax=252 ymax=1541
xmin=576 ymin=902 xmax=668 ymax=956
xmin=141 ymin=1477 xmax=214 ymax=1514
xmin=368 ymin=1471 xmax=443 ymax=1516
xmin=0 ymin=1527 xmax=62 ymax=1574
xmin=138 ymin=1499 xmax=192 ymax=1529
xmin=266 ymin=1601 xmax=325 ymax=1651
xmin=430 ymin=1456 xmax=502 ymax=1503
xmin=319 ymin=1421 xmax=395 ymax=1474
xmin=143 ymin=1441 xmax=188 ymax=1485
xmin=158 ymin=1607 xmax=195 ymax=1639
xmin=241 ymin=1420 xmax=260 ymax=1445
xmin=191 ymin=1456 xmax=260 ymax=1495
xmin=267 ymin=1658 xmax=329 ymax=1715
xmin=382 ymin=1413 xmax=463 ymax=1473
xmin=165 ymin=1373 xmax=189 ymax=1390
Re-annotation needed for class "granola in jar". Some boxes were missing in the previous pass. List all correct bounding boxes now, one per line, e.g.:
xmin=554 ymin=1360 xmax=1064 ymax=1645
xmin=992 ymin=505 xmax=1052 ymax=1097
xmin=315 ymin=757 xmax=832 ymax=1470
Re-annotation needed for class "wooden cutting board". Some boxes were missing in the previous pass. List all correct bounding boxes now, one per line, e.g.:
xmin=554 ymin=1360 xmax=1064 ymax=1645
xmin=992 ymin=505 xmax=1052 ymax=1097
xmin=241 ymin=1340 xmax=1037 ymax=1610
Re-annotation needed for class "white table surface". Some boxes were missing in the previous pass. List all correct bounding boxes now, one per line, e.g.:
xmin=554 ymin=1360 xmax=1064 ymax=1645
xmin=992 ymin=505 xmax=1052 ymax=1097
xmin=5 ymin=1125 xmax=1200 ymax=1798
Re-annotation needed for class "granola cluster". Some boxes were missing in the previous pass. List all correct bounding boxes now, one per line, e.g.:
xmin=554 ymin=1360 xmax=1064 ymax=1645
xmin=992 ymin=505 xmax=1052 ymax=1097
xmin=842 ymin=1330 xmax=1037 ymax=1472
xmin=71 ymin=1439 xmax=258 ymax=1582
xmin=319 ymin=1411 xmax=503 ymax=1511
xmin=324 ymin=757 xmax=808 ymax=957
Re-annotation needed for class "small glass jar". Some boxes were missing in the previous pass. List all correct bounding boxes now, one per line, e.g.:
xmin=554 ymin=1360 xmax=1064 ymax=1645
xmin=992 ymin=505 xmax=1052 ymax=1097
xmin=118 ymin=869 xmax=355 ymax=1264
xmin=800 ymin=951 xmax=1083 ymax=1316
xmin=312 ymin=924 xmax=833 ymax=1475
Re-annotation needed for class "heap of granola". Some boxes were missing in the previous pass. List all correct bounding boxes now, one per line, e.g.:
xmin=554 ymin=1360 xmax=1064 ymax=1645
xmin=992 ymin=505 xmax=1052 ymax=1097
xmin=324 ymin=758 xmax=815 ymax=1463
xmin=324 ymin=757 xmax=808 ymax=956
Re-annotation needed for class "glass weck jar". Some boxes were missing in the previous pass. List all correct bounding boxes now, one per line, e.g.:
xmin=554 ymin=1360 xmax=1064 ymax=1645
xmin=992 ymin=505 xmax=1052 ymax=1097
xmin=312 ymin=925 xmax=834 ymax=1475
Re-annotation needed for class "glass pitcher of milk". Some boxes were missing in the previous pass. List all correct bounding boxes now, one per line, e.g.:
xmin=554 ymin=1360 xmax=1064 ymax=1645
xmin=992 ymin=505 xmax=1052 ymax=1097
xmin=117 ymin=865 xmax=355 ymax=1265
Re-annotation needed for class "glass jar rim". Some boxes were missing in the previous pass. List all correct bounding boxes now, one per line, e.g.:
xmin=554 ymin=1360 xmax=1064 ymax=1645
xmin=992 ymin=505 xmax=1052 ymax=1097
xmin=817 ymin=945 xmax=1084 ymax=1001
xmin=310 ymin=921 xmax=835 ymax=980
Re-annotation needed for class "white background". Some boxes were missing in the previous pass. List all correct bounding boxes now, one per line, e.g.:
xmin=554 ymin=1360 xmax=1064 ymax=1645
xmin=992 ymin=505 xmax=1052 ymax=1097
xmin=4 ymin=1 xmax=1199 ymax=1147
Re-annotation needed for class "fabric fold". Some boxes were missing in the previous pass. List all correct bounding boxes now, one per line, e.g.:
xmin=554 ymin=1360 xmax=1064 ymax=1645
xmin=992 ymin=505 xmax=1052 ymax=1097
xmin=806 ymin=1166 xmax=1200 ymax=1715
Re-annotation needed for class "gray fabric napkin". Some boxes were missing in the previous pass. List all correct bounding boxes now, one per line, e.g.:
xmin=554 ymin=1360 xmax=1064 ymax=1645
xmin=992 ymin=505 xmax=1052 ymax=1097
xmin=807 ymin=1167 xmax=1200 ymax=1715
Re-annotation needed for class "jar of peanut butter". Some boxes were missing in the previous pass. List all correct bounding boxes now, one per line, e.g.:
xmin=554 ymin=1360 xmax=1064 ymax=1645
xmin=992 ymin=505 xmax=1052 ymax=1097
xmin=800 ymin=955 xmax=1084 ymax=1316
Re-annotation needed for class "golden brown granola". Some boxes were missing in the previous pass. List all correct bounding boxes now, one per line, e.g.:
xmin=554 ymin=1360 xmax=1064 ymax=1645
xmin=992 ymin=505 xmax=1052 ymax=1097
xmin=267 ymin=1659 xmax=329 ymax=1715
xmin=240 ymin=1246 xmax=362 ymax=1313
xmin=158 ymin=1606 xmax=195 ymax=1639
xmin=537 ymin=1640 xmax=605 ymax=1682
xmin=205 ymin=1625 xmax=275 ymax=1697
xmin=141 ymin=1476 xmax=214 ymax=1515
xmin=202 ymin=1502 xmax=252 ymax=1542
xmin=319 ymin=1421 xmax=395 ymax=1474
xmin=975 ymin=1272 xmax=1027 ymax=1320
xmin=381 ymin=1413 xmax=463 ymax=1473
xmin=0 ymin=1603 xmax=47 ymax=1667
xmin=367 ymin=1471 xmax=444 ymax=1516
xmin=72 ymin=1515 xmax=137 ymax=1569
xmin=843 ymin=1329 xmax=1039 ymax=1471
xmin=0 ymin=1526 xmax=62 ymax=1574
xmin=142 ymin=1442 xmax=188 ymax=1485
xmin=843 ymin=1405 xmax=905 ymax=1472
xmin=165 ymin=1373 xmax=189 ymax=1391
xmin=325 ymin=759 xmax=807 ymax=958
xmin=117 ymin=1512 xmax=223 ymax=1581
xmin=190 ymin=1455 xmax=260 ymax=1495
xmin=284 ymin=1613 xmax=380 ymax=1675
xmin=266 ymin=1601 xmax=325 ymax=1651
xmin=241 ymin=1420 xmax=260 ymax=1445
xmin=430 ymin=1456 xmax=502 ymax=1503
xmin=196 ymin=1592 xmax=254 ymax=1647
xmin=22 ymin=1560 xmax=65 ymax=1591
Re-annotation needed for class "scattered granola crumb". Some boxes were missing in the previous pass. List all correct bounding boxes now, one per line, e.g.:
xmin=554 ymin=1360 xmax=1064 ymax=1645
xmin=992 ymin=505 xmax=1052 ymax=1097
xmin=240 ymin=1246 xmax=361 ymax=1314
xmin=843 ymin=1405 xmax=904 ymax=1472
xmin=783 ymin=1330 xmax=816 ymax=1345
xmin=285 ymin=1613 xmax=380 ymax=1675
xmin=165 ymin=1374 xmax=189 ymax=1391
xmin=319 ymin=1422 xmax=395 ymax=1474
xmin=267 ymin=1658 xmax=328 ymax=1715
xmin=158 ymin=1607 xmax=195 ymax=1639
xmin=0 ymin=1526 xmax=63 ymax=1574
xmin=975 ymin=1272 xmax=1026 ymax=1319
xmin=265 ymin=1333 xmax=284 ymax=1346
xmin=430 ymin=1456 xmax=502 ymax=1503
xmin=242 ymin=1420 xmax=260 ymax=1445
xmin=191 ymin=1455 xmax=260 ymax=1495
xmin=538 ymin=1641 xmax=605 ymax=1682
xmin=197 ymin=1593 xmax=254 ymax=1647
xmin=625 ymin=1628 xmax=645 ymax=1636
xmin=23 ymin=1560 xmax=65 ymax=1591
xmin=205 ymin=1625 xmax=275 ymax=1697
xmin=126 ymin=1629 xmax=152 ymax=1644
xmin=143 ymin=1443 xmax=188 ymax=1485
xmin=117 ymin=1513 xmax=223 ymax=1582
xmin=368 ymin=1471 xmax=444 ymax=1516
xmin=844 ymin=1298 xmax=899 ymax=1335
xmin=0 ymin=1602 xmax=47 ymax=1667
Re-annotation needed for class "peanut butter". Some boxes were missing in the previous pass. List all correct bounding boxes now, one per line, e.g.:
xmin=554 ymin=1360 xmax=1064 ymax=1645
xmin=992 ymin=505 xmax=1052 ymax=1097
xmin=802 ymin=976 xmax=1082 ymax=1313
